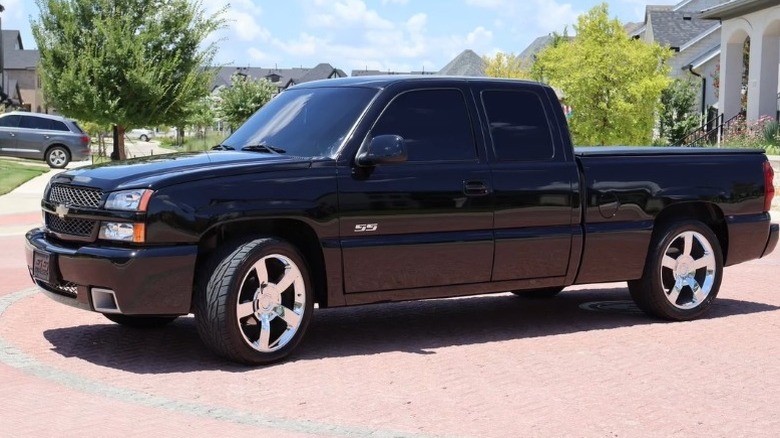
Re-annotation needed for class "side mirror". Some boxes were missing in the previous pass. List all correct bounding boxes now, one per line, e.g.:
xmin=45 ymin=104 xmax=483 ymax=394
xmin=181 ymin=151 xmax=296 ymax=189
xmin=355 ymin=135 xmax=407 ymax=167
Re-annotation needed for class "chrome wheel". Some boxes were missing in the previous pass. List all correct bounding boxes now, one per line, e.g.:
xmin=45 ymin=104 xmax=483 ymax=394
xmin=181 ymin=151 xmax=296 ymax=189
xmin=235 ymin=254 xmax=306 ymax=352
xmin=628 ymin=220 xmax=723 ymax=321
xmin=195 ymin=237 xmax=314 ymax=365
xmin=659 ymin=230 xmax=716 ymax=310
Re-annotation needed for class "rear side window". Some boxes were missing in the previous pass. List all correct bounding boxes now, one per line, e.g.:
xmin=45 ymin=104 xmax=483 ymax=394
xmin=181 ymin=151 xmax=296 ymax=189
xmin=49 ymin=120 xmax=70 ymax=131
xmin=20 ymin=116 xmax=48 ymax=130
xmin=0 ymin=115 xmax=21 ymax=128
xmin=481 ymin=90 xmax=554 ymax=161
xmin=371 ymin=89 xmax=476 ymax=162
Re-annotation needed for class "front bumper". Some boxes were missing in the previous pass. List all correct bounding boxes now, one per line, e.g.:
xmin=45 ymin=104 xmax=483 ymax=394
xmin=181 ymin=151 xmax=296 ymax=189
xmin=25 ymin=227 xmax=198 ymax=315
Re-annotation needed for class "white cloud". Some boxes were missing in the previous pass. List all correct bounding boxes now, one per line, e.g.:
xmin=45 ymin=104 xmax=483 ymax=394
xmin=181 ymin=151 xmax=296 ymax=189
xmin=382 ymin=0 xmax=409 ymax=4
xmin=247 ymin=47 xmax=272 ymax=63
xmin=224 ymin=10 xmax=270 ymax=41
xmin=532 ymin=0 xmax=578 ymax=34
xmin=308 ymin=0 xmax=394 ymax=30
xmin=464 ymin=0 xmax=507 ymax=8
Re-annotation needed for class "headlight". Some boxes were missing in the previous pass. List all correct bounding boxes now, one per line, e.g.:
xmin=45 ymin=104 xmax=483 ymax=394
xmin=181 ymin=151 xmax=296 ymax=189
xmin=99 ymin=222 xmax=146 ymax=243
xmin=105 ymin=189 xmax=153 ymax=211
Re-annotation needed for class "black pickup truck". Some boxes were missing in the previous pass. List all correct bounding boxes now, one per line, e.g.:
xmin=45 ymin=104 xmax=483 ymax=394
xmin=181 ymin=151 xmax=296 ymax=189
xmin=25 ymin=76 xmax=778 ymax=364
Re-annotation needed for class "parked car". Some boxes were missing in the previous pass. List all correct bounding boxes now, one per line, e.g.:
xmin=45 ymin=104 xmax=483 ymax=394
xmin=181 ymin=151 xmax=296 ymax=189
xmin=25 ymin=77 xmax=778 ymax=365
xmin=127 ymin=128 xmax=155 ymax=142
xmin=0 ymin=111 xmax=91 ymax=168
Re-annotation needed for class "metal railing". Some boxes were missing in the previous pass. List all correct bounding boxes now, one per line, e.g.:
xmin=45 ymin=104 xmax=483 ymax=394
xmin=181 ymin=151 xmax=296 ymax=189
xmin=675 ymin=111 xmax=746 ymax=147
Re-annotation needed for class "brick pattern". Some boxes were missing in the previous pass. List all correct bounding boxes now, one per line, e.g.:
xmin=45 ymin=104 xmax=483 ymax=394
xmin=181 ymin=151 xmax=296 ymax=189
xmin=1 ymin=218 xmax=779 ymax=437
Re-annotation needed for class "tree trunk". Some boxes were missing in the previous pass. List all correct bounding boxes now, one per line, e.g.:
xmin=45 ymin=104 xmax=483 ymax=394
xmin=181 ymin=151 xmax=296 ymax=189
xmin=111 ymin=124 xmax=128 ymax=161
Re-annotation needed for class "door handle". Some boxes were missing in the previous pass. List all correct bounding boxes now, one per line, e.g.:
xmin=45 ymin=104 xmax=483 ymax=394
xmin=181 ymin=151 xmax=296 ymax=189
xmin=463 ymin=180 xmax=489 ymax=196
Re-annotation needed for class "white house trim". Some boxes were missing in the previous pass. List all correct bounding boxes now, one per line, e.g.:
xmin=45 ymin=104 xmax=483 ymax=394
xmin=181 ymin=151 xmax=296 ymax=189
xmin=679 ymin=24 xmax=721 ymax=52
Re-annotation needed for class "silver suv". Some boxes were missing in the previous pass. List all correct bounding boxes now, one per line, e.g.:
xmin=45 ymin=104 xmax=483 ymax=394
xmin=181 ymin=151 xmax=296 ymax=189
xmin=0 ymin=111 xmax=91 ymax=168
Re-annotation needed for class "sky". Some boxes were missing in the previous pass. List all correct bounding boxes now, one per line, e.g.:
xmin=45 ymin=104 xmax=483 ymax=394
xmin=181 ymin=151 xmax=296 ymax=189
xmin=2 ymin=0 xmax=681 ymax=74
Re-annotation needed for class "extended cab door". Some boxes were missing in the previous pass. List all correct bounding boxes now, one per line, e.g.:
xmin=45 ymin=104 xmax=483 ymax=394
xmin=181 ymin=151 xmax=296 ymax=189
xmin=337 ymin=85 xmax=494 ymax=293
xmin=474 ymin=83 xmax=581 ymax=281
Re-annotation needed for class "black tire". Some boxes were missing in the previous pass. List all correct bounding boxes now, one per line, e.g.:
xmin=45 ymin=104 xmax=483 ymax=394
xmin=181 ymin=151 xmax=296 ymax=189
xmin=103 ymin=314 xmax=178 ymax=328
xmin=46 ymin=146 xmax=70 ymax=168
xmin=140 ymin=134 xmax=149 ymax=142
xmin=511 ymin=287 xmax=564 ymax=298
xmin=628 ymin=220 xmax=723 ymax=321
xmin=195 ymin=237 xmax=314 ymax=365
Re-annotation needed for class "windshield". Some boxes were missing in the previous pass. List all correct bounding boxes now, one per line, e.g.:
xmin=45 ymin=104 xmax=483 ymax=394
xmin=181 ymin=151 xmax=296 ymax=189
xmin=221 ymin=86 xmax=378 ymax=158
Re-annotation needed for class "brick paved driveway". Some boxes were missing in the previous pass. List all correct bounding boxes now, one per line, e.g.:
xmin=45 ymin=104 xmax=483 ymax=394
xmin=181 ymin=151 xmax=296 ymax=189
xmin=1 ymin=213 xmax=779 ymax=437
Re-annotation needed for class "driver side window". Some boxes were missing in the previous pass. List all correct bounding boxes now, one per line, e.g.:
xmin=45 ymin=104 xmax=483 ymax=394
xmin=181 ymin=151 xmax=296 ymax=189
xmin=371 ymin=89 xmax=477 ymax=162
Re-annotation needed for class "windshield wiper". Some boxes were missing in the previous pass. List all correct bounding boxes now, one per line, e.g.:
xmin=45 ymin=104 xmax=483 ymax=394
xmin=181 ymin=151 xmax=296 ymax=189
xmin=211 ymin=144 xmax=235 ymax=150
xmin=241 ymin=143 xmax=286 ymax=154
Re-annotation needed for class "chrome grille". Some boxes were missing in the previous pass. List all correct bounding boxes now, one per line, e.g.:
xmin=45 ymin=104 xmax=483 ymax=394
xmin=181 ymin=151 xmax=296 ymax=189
xmin=53 ymin=282 xmax=78 ymax=298
xmin=46 ymin=213 xmax=98 ymax=237
xmin=49 ymin=185 xmax=103 ymax=208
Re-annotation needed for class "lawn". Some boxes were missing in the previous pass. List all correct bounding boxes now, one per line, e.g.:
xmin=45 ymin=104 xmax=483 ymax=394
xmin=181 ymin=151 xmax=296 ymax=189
xmin=0 ymin=159 xmax=49 ymax=196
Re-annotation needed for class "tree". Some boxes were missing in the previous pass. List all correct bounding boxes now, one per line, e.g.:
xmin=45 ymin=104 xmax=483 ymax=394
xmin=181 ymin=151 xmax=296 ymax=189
xmin=32 ymin=0 xmax=224 ymax=160
xmin=534 ymin=3 xmax=672 ymax=145
xmin=217 ymin=74 xmax=277 ymax=131
xmin=483 ymin=52 xmax=528 ymax=79
xmin=658 ymin=78 xmax=700 ymax=145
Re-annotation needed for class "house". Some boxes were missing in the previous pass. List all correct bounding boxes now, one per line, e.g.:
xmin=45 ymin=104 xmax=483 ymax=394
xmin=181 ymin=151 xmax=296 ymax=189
xmin=633 ymin=0 xmax=726 ymax=117
xmin=351 ymin=69 xmax=435 ymax=77
xmin=702 ymin=0 xmax=780 ymax=124
xmin=2 ymin=29 xmax=44 ymax=112
xmin=437 ymin=49 xmax=485 ymax=76
xmin=211 ymin=63 xmax=347 ymax=93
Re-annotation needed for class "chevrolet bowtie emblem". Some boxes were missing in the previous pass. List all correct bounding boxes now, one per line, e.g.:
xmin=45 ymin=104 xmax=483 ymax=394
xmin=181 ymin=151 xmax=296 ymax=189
xmin=55 ymin=204 xmax=70 ymax=219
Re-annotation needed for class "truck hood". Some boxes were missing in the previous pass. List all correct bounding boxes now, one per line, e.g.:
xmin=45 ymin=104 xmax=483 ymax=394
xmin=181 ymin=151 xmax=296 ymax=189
xmin=50 ymin=151 xmax=313 ymax=191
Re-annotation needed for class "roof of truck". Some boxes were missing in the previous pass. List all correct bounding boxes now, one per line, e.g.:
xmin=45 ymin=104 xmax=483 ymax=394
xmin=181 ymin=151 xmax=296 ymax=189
xmin=294 ymin=75 xmax=546 ymax=89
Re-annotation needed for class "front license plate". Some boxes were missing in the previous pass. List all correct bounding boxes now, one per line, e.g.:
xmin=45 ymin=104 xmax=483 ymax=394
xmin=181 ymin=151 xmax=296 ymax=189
xmin=33 ymin=250 xmax=55 ymax=284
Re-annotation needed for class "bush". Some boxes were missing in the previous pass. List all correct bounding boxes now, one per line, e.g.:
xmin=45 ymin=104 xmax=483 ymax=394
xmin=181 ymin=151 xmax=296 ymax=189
xmin=722 ymin=115 xmax=780 ymax=153
xmin=762 ymin=120 xmax=780 ymax=146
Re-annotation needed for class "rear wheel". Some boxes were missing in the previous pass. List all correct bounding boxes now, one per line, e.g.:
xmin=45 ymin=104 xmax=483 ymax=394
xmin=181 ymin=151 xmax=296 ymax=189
xmin=628 ymin=220 xmax=722 ymax=321
xmin=511 ymin=287 xmax=564 ymax=298
xmin=103 ymin=314 xmax=178 ymax=328
xmin=140 ymin=134 xmax=149 ymax=142
xmin=46 ymin=146 xmax=70 ymax=168
xmin=195 ymin=237 xmax=313 ymax=365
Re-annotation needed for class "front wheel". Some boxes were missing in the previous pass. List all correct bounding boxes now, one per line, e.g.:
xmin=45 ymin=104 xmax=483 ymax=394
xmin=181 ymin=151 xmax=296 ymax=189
xmin=628 ymin=220 xmax=723 ymax=321
xmin=46 ymin=146 xmax=70 ymax=168
xmin=195 ymin=237 xmax=313 ymax=365
xmin=139 ymin=134 xmax=149 ymax=142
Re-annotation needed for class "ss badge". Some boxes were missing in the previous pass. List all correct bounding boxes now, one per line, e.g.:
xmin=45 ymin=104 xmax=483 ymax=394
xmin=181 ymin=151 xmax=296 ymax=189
xmin=354 ymin=223 xmax=378 ymax=233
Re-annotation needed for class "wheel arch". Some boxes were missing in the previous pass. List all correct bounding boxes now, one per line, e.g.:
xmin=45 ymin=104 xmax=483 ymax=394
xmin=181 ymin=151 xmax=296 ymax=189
xmin=195 ymin=218 xmax=329 ymax=308
xmin=652 ymin=201 xmax=728 ymax=262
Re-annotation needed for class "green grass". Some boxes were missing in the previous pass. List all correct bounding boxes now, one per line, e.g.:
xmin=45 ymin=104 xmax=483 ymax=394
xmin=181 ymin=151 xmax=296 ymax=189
xmin=0 ymin=159 xmax=49 ymax=196
xmin=159 ymin=132 xmax=228 ymax=152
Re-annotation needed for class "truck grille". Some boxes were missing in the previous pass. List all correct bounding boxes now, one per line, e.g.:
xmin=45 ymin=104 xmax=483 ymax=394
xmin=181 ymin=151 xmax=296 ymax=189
xmin=46 ymin=213 xmax=98 ymax=238
xmin=48 ymin=185 xmax=103 ymax=208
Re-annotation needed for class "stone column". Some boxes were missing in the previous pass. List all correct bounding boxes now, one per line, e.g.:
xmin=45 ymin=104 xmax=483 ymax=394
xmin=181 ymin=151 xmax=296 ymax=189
xmin=719 ymin=40 xmax=746 ymax=122
xmin=747 ymin=31 xmax=780 ymax=122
